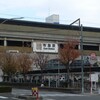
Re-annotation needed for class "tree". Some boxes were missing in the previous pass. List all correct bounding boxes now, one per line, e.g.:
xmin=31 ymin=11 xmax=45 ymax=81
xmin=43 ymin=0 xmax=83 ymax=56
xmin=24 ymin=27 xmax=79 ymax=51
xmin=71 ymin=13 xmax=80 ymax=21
xmin=59 ymin=40 xmax=80 ymax=87
xmin=0 ymin=53 xmax=18 ymax=81
xmin=17 ymin=53 xmax=33 ymax=81
xmin=34 ymin=53 xmax=49 ymax=83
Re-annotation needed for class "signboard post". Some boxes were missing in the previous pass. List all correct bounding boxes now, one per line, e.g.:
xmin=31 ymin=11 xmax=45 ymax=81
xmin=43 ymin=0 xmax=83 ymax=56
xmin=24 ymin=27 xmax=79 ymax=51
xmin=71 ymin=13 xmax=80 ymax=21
xmin=89 ymin=53 xmax=97 ymax=94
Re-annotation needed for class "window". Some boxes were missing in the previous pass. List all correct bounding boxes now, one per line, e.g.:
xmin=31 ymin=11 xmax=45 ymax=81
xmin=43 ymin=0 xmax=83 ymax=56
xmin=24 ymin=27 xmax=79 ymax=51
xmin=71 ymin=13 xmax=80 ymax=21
xmin=0 ymin=40 xmax=4 ymax=46
xmin=46 ymin=59 xmax=65 ymax=69
xmin=83 ymin=45 xmax=99 ymax=51
xmin=7 ymin=40 xmax=22 ymax=46
xmin=23 ymin=42 xmax=31 ymax=47
xmin=59 ymin=44 xmax=64 ymax=49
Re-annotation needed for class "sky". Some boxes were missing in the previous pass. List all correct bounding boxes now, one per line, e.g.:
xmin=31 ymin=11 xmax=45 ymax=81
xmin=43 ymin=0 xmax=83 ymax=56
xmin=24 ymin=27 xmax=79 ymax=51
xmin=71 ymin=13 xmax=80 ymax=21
xmin=0 ymin=0 xmax=100 ymax=27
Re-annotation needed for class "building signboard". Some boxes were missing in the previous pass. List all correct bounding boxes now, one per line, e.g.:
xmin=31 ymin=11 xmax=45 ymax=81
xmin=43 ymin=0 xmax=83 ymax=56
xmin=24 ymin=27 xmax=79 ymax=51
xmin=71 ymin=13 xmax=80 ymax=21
xmin=91 ymin=73 xmax=98 ymax=82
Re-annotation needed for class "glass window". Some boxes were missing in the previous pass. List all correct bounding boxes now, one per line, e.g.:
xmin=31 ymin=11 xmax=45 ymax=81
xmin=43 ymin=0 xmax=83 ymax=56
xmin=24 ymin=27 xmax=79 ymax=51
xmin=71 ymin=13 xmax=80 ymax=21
xmin=46 ymin=59 xmax=65 ymax=70
xmin=7 ymin=40 xmax=22 ymax=47
xmin=0 ymin=40 xmax=4 ymax=46
xmin=83 ymin=45 xmax=99 ymax=51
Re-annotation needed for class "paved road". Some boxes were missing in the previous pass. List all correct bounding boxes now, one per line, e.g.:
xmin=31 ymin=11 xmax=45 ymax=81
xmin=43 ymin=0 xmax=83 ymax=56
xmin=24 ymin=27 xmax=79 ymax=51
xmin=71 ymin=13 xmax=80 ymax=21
xmin=0 ymin=88 xmax=100 ymax=100
xmin=0 ymin=93 xmax=19 ymax=100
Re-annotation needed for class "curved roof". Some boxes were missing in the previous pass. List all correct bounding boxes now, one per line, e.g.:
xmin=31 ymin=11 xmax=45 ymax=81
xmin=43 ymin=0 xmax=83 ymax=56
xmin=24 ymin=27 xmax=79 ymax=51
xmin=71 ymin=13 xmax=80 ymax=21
xmin=0 ymin=18 xmax=100 ymax=32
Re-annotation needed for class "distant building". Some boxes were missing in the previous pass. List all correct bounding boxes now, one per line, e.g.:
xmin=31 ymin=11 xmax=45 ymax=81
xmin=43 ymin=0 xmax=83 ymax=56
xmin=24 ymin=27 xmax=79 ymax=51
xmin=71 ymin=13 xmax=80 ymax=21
xmin=45 ymin=14 xmax=59 ymax=24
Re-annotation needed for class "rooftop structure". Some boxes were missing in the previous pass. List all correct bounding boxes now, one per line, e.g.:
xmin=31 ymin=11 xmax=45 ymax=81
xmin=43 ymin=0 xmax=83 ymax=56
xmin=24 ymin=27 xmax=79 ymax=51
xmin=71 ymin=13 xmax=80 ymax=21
xmin=45 ymin=14 xmax=59 ymax=24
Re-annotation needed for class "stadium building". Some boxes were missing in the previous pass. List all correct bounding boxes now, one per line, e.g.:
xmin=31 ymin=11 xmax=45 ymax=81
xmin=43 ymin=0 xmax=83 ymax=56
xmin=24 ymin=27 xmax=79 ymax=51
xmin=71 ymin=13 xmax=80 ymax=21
xmin=0 ymin=17 xmax=100 ymax=70
xmin=1 ymin=16 xmax=100 ymax=86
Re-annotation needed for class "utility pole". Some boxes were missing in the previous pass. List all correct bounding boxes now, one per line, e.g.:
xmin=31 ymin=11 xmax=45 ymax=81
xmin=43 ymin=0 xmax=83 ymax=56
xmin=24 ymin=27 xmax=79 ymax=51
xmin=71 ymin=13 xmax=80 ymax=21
xmin=0 ymin=17 xmax=24 ymax=24
xmin=70 ymin=18 xmax=84 ymax=94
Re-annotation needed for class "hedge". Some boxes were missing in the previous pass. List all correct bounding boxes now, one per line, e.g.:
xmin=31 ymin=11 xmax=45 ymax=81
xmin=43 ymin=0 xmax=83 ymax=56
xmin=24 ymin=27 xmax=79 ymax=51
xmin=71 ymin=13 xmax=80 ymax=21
xmin=0 ymin=86 xmax=12 ymax=93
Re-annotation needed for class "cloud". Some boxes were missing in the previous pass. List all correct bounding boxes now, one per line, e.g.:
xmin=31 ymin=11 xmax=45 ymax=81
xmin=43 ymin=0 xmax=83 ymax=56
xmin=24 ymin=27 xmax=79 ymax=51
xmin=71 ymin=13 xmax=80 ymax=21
xmin=0 ymin=0 xmax=100 ymax=27
xmin=0 ymin=0 xmax=48 ymax=11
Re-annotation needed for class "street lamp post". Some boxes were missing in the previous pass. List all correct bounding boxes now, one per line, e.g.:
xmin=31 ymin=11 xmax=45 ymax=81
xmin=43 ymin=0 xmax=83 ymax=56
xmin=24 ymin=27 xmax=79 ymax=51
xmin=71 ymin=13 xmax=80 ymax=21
xmin=0 ymin=17 xmax=24 ymax=24
xmin=0 ymin=17 xmax=24 ymax=49
xmin=70 ymin=18 xmax=84 ymax=94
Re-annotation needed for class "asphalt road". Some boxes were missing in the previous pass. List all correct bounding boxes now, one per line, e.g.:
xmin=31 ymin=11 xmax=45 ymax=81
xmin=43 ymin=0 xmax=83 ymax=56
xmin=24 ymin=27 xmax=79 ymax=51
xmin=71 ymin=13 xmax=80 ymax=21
xmin=45 ymin=95 xmax=100 ymax=100
xmin=0 ymin=88 xmax=100 ymax=100
xmin=0 ymin=93 xmax=18 ymax=100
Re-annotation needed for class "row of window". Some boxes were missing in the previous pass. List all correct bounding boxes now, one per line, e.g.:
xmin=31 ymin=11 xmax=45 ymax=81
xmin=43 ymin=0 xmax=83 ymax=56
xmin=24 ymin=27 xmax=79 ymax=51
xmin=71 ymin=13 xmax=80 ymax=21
xmin=0 ymin=40 xmax=99 ymax=51
xmin=46 ymin=59 xmax=99 ymax=70
xmin=0 ymin=40 xmax=31 ymax=47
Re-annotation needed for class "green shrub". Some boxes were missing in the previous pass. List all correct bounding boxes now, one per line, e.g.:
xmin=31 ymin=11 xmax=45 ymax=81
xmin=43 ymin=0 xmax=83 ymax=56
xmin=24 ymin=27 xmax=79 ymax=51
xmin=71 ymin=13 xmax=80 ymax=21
xmin=0 ymin=86 xmax=12 ymax=93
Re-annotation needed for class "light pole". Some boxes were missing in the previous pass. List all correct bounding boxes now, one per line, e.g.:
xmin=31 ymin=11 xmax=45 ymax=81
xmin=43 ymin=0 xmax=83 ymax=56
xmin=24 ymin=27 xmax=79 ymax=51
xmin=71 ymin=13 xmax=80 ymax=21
xmin=70 ymin=18 xmax=84 ymax=94
xmin=0 ymin=17 xmax=24 ymax=51
xmin=0 ymin=17 xmax=24 ymax=24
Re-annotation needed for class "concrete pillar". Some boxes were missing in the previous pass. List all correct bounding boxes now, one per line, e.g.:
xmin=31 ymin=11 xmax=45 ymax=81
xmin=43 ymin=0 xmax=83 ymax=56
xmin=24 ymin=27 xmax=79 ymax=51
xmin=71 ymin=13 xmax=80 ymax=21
xmin=31 ymin=40 xmax=34 ymax=52
xmin=4 ymin=38 xmax=7 ymax=46
xmin=56 ymin=41 xmax=59 ymax=53
xmin=31 ymin=40 xmax=34 ymax=47
xmin=32 ymin=40 xmax=37 ymax=52
xmin=99 ymin=44 xmax=100 ymax=51
xmin=78 ymin=43 xmax=80 ymax=50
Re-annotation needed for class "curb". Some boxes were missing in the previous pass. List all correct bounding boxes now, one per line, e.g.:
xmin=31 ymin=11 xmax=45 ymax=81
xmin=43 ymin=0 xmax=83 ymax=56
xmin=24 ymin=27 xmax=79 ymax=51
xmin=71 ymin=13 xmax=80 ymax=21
xmin=16 ymin=95 xmax=43 ymax=100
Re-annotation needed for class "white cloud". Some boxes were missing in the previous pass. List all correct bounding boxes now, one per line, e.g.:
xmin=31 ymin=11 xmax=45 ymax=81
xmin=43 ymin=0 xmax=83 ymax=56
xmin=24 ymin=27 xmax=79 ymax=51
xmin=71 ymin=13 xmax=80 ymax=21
xmin=0 ymin=0 xmax=48 ymax=10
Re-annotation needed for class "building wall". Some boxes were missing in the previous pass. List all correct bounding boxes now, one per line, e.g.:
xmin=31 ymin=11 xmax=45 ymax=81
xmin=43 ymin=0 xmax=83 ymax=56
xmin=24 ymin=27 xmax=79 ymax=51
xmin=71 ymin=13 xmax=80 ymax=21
xmin=0 ymin=20 xmax=100 ymax=56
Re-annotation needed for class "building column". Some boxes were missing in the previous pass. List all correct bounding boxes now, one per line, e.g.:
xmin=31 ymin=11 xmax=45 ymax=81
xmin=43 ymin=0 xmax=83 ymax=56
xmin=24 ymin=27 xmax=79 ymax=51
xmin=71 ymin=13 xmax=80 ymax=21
xmin=78 ymin=43 xmax=80 ymax=50
xmin=31 ymin=40 xmax=34 ymax=52
xmin=99 ymin=44 xmax=100 ymax=51
xmin=56 ymin=41 xmax=59 ymax=53
xmin=4 ymin=38 xmax=7 ymax=46
xmin=31 ymin=40 xmax=36 ymax=52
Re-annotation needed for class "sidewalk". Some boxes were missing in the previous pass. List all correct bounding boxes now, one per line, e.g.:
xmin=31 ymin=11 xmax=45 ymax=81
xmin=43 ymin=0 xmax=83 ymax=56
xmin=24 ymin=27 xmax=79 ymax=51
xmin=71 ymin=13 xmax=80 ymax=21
xmin=11 ymin=88 xmax=99 ymax=97
xmin=80 ymin=90 xmax=99 ymax=96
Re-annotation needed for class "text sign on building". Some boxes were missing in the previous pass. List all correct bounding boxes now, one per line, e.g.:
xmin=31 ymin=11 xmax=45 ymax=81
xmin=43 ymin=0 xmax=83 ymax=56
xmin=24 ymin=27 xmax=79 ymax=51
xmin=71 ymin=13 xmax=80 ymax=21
xmin=91 ymin=73 xmax=98 ymax=82
xmin=33 ymin=42 xmax=58 ymax=53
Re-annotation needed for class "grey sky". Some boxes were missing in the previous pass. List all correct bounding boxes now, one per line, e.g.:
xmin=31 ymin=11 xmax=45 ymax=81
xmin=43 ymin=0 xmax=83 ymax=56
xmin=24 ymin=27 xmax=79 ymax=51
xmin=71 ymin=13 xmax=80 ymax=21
xmin=0 ymin=0 xmax=100 ymax=27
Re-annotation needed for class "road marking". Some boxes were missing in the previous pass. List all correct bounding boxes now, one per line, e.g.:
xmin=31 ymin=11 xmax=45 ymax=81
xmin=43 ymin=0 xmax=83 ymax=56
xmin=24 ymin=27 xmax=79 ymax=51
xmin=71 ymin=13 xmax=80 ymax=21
xmin=41 ymin=93 xmax=84 ymax=97
xmin=0 ymin=96 xmax=8 ymax=99
xmin=44 ymin=99 xmax=55 ymax=100
xmin=12 ymin=97 xmax=25 ymax=100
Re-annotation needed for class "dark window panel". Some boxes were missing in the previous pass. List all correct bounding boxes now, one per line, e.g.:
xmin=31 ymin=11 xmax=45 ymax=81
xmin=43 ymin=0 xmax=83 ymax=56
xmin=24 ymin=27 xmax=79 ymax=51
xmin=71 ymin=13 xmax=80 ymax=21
xmin=7 ymin=40 xmax=31 ymax=47
xmin=0 ymin=40 xmax=4 ymax=46
xmin=23 ymin=42 xmax=31 ymax=47
xmin=75 ymin=45 xmax=78 ymax=49
xmin=7 ymin=40 xmax=22 ymax=46
xmin=59 ymin=44 xmax=64 ymax=49
xmin=83 ymin=45 xmax=99 ymax=51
